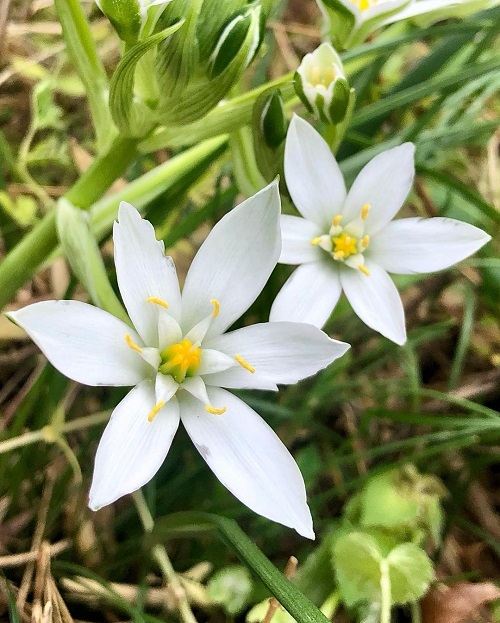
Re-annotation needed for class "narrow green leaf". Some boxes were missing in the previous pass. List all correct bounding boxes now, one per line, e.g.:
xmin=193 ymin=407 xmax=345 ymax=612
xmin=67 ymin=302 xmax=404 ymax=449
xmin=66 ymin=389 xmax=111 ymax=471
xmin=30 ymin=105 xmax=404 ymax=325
xmin=148 ymin=512 xmax=330 ymax=623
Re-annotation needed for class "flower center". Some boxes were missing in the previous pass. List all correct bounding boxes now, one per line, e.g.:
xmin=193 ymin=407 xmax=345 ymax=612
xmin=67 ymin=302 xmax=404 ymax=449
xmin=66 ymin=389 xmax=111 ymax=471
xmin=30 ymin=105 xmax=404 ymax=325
xmin=332 ymin=232 xmax=358 ymax=259
xmin=159 ymin=339 xmax=202 ymax=383
xmin=310 ymin=204 xmax=371 ymax=275
xmin=308 ymin=65 xmax=336 ymax=89
xmin=353 ymin=0 xmax=378 ymax=11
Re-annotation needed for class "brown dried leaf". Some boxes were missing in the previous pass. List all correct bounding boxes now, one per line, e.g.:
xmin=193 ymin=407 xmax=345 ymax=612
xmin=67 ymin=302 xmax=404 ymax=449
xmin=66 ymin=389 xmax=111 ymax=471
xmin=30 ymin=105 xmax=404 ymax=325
xmin=422 ymin=582 xmax=500 ymax=623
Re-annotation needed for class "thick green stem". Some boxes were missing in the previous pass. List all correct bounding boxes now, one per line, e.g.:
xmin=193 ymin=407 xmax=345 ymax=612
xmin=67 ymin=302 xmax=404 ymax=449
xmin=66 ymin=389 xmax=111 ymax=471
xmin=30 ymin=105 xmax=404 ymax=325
xmin=380 ymin=560 xmax=392 ymax=623
xmin=0 ymin=136 xmax=138 ymax=310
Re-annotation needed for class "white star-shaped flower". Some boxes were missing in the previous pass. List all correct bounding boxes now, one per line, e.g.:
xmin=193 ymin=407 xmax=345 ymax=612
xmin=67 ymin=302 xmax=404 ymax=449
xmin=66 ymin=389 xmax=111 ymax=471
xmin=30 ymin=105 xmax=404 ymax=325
xmin=7 ymin=183 xmax=350 ymax=539
xmin=270 ymin=116 xmax=491 ymax=345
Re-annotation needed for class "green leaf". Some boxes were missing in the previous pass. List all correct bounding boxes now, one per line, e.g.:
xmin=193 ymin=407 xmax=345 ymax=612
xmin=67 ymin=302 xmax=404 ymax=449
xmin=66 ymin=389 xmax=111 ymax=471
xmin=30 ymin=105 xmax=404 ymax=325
xmin=386 ymin=544 xmax=433 ymax=604
xmin=32 ymin=81 xmax=64 ymax=131
xmin=97 ymin=0 xmax=142 ymax=44
xmin=207 ymin=565 xmax=254 ymax=614
xmin=147 ymin=512 xmax=330 ymax=623
xmin=333 ymin=532 xmax=383 ymax=607
xmin=359 ymin=471 xmax=420 ymax=530
xmin=109 ymin=20 xmax=185 ymax=136
xmin=56 ymin=198 xmax=129 ymax=323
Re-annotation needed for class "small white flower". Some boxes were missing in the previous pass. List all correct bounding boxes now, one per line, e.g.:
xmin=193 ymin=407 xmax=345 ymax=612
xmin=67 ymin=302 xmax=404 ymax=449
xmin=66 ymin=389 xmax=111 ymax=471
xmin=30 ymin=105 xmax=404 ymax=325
xmin=7 ymin=183 xmax=350 ymax=539
xmin=295 ymin=43 xmax=351 ymax=126
xmin=270 ymin=116 xmax=491 ymax=345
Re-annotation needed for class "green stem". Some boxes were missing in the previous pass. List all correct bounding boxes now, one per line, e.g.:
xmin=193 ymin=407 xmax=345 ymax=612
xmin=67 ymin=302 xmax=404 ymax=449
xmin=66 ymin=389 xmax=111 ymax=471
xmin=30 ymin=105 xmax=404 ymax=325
xmin=0 ymin=410 xmax=111 ymax=455
xmin=0 ymin=135 xmax=138 ymax=310
xmin=380 ymin=560 xmax=392 ymax=623
xmin=132 ymin=491 xmax=198 ymax=623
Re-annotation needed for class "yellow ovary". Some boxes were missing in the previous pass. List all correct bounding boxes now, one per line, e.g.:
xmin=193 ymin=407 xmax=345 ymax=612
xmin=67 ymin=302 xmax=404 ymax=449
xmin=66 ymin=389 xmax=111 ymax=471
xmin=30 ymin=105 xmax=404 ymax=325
xmin=332 ymin=232 xmax=358 ymax=259
xmin=159 ymin=339 xmax=202 ymax=383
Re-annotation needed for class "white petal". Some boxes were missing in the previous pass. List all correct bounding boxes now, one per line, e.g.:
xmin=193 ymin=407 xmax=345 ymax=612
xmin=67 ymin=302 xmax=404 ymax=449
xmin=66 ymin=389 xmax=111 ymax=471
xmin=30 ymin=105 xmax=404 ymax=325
xmin=341 ymin=143 xmax=415 ymax=235
xmin=7 ymin=300 xmax=148 ymax=386
xmin=270 ymin=261 xmax=342 ymax=328
xmin=205 ymin=322 xmax=349 ymax=386
xmin=182 ymin=376 xmax=210 ymax=404
xmin=184 ymin=313 xmax=213 ymax=345
xmin=155 ymin=373 xmax=179 ymax=403
xmin=285 ymin=115 xmax=346 ymax=230
xmin=88 ymin=380 xmax=180 ymax=510
xmin=181 ymin=182 xmax=281 ymax=339
xmin=279 ymin=215 xmax=324 ymax=265
xmin=368 ymin=217 xmax=491 ymax=274
xmin=113 ymin=202 xmax=182 ymax=346
xmin=198 ymin=349 xmax=236 ymax=375
xmin=158 ymin=312 xmax=183 ymax=350
xmin=362 ymin=0 xmax=409 ymax=21
xmin=340 ymin=263 xmax=406 ymax=344
xmin=140 ymin=347 xmax=161 ymax=370
xmin=202 ymin=368 xmax=279 ymax=392
xmin=179 ymin=387 xmax=314 ymax=538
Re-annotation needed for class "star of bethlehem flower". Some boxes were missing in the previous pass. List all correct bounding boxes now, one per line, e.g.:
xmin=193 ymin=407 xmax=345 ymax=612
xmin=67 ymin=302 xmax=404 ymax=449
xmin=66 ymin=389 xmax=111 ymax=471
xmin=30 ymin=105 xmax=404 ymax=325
xmin=270 ymin=116 xmax=491 ymax=345
xmin=7 ymin=182 xmax=350 ymax=539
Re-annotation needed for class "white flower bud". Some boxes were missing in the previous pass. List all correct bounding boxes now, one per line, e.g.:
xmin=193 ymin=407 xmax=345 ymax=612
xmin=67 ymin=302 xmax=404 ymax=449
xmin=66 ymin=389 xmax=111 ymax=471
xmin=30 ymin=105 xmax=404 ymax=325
xmin=294 ymin=43 xmax=350 ymax=125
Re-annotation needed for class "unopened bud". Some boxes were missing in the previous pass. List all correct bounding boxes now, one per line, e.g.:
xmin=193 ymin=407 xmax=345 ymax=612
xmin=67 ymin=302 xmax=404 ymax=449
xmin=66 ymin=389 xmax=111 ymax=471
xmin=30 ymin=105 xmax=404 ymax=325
xmin=208 ymin=6 xmax=262 ymax=78
xmin=294 ymin=42 xmax=350 ymax=125
xmin=260 ymin=90 xmax=287 ymax=149
xmin=95 ymin=0 xmax=172 ymax=43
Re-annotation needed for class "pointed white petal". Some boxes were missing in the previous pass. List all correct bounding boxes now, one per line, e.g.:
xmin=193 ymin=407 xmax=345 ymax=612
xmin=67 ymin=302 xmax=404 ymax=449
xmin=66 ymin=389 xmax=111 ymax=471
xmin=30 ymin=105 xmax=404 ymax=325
xmin=155 ymin=373 xmax=179 ymax=403
xmin=362 ymin=0 xmax=409 ymax=21
xmin=8 ymin=300 xmax=148 ymax=386
xmin=113 ymin=202 xmax=182 ymax=346
xmin=198 ymin=349 xmax=236 ymax=375
xmin=279 ymin=215 xmax=324 ymax=265
xmin=88 ymin=381 xmax=180 ymax=510
xmin=180 ymin=387 xmax=314 ymax=538
xmin=202 ymin=368 xmax=279 ymax=392
xmin=158 ymin=313 xmax=183 ymax=350
xmin=181 ymin=182 xmax=281 ymax=339
xmin=340 ymin=263 xmax=406 ymax=344
xmin=270 ymin=261 xmax=342 ymax=328
xmin=182 ymin=376 xmax=210 ymax=404
xmin=341 ymin=143 xmax=415 ymax=235
xmin=285 ymin=115 xmax=346 ymax=230
xmin=205 ymin=322 xmax=349 ymax=386
xmin=368 ymin=217 xmax=491 ymax=274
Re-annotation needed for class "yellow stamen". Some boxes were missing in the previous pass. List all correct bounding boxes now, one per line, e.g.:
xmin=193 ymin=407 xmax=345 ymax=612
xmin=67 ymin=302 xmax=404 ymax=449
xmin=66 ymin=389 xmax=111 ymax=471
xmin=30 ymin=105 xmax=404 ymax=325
xmin=210 ymin=298 xmax=220 ymax=318
xmin=332 ymin=214 xmax=342 ymax=227
xmin=146 ymin=297 xmax=169 ymax=309
xmin=361 ymin=203 xmax=371 ymax=220
xmin=148 ymin=401 xmax=166 ymax=422
xmin=361 ymin=235 xmax=370 ymax=248
xmin=205 ymin=405 xmax=227 ymax=415
xmin=310 ymin=236 xmax=323 ymax=246
xmin=235 ymin=354 xmax=256 ymax=374
xmin=358 ymin=264 xmax=371 ymax=276
xmin=125 ymin=334 xmax=142 ymax=353
xmin=333 ymin=251 xmax=345 ymax=260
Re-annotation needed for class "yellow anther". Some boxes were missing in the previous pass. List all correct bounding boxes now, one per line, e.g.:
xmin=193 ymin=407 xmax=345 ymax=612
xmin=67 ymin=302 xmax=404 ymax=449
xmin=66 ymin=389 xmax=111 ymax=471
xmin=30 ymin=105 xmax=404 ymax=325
xmin=310 ymin=236 xmax=323 ymax=246
xmin=361 ymin=235 xmax=370 ymax=248
xmin=332 ymin=214 xmax=342 ymax=227
xmin=146 ymin=297 xmax=169 ymax=309
xmin=235 ymin=354 xmax=256 ymax=374
xmin=210 ymin=299 xmax=220 ymax=318
xmin=205 ymin=405 xmax=227 ymax=416
xmin=333 ymin=251 xmax=345 ymax=260
xmin=148 ymin=401 xmax=166 ymax=422
xmin=125 ymin=334 xmax=142 ymax=353
xmin=361 ymin=203 xmax=371 ymax=220
xmin=358 ymin=264 xmax=371 ymax=276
